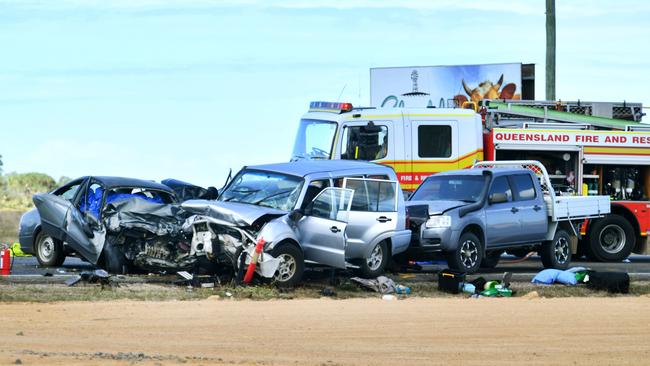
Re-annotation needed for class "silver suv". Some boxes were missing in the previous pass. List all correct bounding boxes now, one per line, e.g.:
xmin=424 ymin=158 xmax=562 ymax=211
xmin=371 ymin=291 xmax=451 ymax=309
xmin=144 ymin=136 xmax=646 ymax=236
xmin=185 ymin=160 xmax=411 ymax=286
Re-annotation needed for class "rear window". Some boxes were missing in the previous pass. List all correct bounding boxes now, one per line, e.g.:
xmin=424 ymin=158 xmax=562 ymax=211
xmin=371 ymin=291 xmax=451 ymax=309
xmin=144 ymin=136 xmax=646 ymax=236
xmin=511 ymin=174 xmax=536 ymax=201
xmin=418 ymin=125 xmax=451 ymax=158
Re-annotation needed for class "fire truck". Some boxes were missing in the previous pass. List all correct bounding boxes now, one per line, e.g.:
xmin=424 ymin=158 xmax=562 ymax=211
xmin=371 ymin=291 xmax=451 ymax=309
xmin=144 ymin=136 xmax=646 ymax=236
xmin=291 ymin=100 xmax=650 ymax=262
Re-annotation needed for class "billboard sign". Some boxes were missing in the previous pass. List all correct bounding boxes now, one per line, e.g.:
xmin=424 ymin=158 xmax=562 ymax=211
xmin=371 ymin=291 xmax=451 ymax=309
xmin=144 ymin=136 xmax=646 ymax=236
xmin=370 ymin=63 xmax=522 ymax=108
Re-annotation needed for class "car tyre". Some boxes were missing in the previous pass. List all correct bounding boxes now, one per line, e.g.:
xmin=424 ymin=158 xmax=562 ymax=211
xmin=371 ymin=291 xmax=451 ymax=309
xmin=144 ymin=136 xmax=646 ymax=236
xmin=103 ymin=242 xmax=127 ymax=274
xmin=359 ymin=241 xmax=389 ymax=278
xmin=587 ymin=215 xmax=635 ymax=262
xmin=540 ymin=229 xmax=572 ymax=270
xmin=34 ymin=231 xmax=65 ymax=267
xmin=447 ymin=232 xmax=483 ymax=274
xmin=480 ymin=250 xmax=503 ymax=269
xmin=271 ymin=243 xmax=304 ymax=288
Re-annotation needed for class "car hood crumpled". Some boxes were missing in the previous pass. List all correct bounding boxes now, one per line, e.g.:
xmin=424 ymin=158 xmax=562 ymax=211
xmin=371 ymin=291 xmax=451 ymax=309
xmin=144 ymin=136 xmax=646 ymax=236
xmin=104 ymin=198 xmax=188 ymax=236
xmin=181 ymin=200 xmax=286 ymax=227
xmin=406 ymin=200 xmax=469 ymax=216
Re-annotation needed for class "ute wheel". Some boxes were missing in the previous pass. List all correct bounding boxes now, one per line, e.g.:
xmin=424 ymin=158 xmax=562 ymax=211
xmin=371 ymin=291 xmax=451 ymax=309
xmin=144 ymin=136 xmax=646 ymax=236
xmin=102 ymin=242 xmax=127 ymax=274
xmin=480 ymin=250 xmax=503 ymax=269
xmin=358 ymin=241 xmax=389 ymax=278
xmin=587 ymin=215 xmax=635 ymax=262
xmin=271 ymin=243 xmax=304 ymax=288
xmin=447 ymin=232 xmax=483 ymax=274
xmin=34 ymin=231 xmax=66 ymax=267
xmin=540 ymin=229 xmax=572 ymax=270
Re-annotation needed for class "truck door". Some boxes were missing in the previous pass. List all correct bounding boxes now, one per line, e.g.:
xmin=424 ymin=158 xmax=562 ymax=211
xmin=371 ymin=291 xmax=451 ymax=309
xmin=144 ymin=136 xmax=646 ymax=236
xmin=297 ymin=187 xmax=353 ymax=269
xmin=509 ymin=174 xmax=548 ymax=241
xmin=409 ymin=120 xmax=459 ymax=190
xmin=485 ymin=176 xmax=521 ymax=245
xmin=342 ymin=178 xmax=399 ymax=256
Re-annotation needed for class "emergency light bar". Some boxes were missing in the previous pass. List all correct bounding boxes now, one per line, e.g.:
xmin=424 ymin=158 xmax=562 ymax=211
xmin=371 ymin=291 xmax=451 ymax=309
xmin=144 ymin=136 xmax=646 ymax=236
xmin=309 ymin=101 xmax=353 ymax=113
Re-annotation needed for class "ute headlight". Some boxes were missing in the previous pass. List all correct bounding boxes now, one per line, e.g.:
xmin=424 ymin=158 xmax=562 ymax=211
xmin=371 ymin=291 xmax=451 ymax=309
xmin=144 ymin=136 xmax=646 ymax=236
xmin=425 ymin=215 xmax=452 ymax=228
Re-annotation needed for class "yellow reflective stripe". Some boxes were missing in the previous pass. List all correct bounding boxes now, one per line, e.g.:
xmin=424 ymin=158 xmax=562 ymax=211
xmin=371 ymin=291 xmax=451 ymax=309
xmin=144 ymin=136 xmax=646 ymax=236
xmin=344 ymin=113 xmax=475 ymax=120
xmin=584 ymin=147 xmax=650 ymax=155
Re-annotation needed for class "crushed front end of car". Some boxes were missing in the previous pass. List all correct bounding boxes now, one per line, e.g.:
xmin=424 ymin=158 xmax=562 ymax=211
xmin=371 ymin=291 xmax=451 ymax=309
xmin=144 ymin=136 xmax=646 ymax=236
xmin=103 ymin=198 xmax=198 ymax=272
xmin=182 ymin=200 xmax=288 ymax=280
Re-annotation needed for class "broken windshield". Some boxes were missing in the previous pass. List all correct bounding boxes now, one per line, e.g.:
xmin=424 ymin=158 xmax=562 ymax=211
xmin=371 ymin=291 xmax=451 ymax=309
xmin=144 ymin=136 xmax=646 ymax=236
xmin=291 ymin=119 xmax=337 ymax=160
xmin=219 ymin=170 xmax=304 ymax=211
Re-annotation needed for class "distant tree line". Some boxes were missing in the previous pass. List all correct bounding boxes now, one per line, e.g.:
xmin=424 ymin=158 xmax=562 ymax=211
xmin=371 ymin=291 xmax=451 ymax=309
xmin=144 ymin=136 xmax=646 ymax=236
xmin=0 ymin=154 xmax=70 ymax=211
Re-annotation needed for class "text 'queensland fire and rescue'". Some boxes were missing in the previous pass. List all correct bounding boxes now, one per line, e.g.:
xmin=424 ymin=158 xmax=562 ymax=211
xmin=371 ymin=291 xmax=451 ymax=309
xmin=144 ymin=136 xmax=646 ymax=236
xmin=494 ymin=131 xmax=650 ymax=146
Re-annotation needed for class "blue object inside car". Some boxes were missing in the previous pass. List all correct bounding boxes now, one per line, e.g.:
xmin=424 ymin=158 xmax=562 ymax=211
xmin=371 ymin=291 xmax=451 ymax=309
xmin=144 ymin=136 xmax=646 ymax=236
xmin=80 ymin=187 xmax=163 ymax=219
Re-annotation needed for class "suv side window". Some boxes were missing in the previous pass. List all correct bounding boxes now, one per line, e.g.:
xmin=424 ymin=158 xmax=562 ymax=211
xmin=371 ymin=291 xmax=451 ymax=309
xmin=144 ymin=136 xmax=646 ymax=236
xmin=489 ymin=176 xmax=513 ymax=202
xmin=301 ymin=179 xmax=330 ymax=210
xmin=344 ymin=179 xmax=396 ymax=212
xmin=511 ymin=174 xmax=536 ymax=201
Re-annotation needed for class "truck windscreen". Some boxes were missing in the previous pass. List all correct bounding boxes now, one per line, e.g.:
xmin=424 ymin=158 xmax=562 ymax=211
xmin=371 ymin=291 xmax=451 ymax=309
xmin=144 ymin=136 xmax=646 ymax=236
xmin=411 ymin=175 xmax=485 ymax=203
xmin=291 ymin=119 xmax=337 ymax=160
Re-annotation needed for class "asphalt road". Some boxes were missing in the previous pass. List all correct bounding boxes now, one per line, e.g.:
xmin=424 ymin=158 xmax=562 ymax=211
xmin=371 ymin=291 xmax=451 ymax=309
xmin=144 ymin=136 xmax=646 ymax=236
xmin=5 ymin=254 xmax=650 ymax=283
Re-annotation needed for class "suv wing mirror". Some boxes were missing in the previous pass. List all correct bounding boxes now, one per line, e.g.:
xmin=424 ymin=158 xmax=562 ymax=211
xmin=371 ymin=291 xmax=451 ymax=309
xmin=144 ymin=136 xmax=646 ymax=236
xmin=489 ymin=193 xmax=508 ymax=204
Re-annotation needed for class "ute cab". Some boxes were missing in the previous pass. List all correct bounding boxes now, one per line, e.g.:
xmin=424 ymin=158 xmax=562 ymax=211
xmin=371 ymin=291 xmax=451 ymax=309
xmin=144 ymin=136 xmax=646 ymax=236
xmin=291 ymin=101 xmax=484 ymax=190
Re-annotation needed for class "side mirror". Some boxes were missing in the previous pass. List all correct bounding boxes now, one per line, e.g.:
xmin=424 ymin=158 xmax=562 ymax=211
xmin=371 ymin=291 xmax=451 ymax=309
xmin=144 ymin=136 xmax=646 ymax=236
xmin=288 ymin=209 xmax=304 ymax=222
xmin=489 ymin=193 xmax=508 ymax=204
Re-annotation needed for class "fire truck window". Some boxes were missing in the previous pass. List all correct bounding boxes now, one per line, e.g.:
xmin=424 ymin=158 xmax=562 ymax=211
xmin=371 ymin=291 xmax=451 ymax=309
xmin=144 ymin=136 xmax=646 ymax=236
xmin=418 ymin=125 xmax=451 ymax=158
xmin=511 ymin=174 xmax=536 ymax=201
xmin=489 ymin=176 xmax=513 ymax=202
xmin=341 ymin=123 xmax=388 ymax=161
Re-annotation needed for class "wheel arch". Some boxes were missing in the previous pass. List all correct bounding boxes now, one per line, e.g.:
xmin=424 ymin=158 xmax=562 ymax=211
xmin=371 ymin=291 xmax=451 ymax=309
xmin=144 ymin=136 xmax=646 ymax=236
xmin=461 ymin=223 xmax=486 ymax=250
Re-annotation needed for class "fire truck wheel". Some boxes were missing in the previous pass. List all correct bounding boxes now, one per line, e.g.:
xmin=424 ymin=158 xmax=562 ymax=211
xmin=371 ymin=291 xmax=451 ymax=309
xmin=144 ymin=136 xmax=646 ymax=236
xmin=102 ymin=242 xmax=127 ymax=274
xmin=588 ymin=215 xmax=635 ymax=262
xmin=34 ymin=231 xmax=65 ymax=267
xmin=540 ymin=229 xmax=572 ymax=270
xmin=447 ymin=232 xmax=483 ymax=274
xmin=480 ymin=250 xmax=503 ymax=269
xmin=271 ymin=243 xmax=304 ymax=288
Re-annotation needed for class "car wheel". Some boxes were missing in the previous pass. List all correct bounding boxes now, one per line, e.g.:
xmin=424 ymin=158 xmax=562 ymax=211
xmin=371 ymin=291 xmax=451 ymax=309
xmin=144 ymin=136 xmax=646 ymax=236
xmin=587 ymin=215 xmax=635 ymax=262
xmin=540 ymin=229 xmax=572 ymax=270
xmin=359 ymin=241 xmax=389 ymax=278
xmin=271 ymin=243 xmax=304 ymax=288
xmin=480 ymin=250 xmax=503 ymax=269
xmin=447 ymin=232 xmax=483 ymax=274
xmin=102 ymin=242 xmax=127 ymax=274
xmin=34 ymin=231 xmax=65 ymax=267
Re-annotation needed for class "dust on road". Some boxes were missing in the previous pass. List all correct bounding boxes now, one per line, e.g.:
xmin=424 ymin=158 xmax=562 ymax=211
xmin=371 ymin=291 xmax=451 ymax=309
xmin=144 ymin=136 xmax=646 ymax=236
xmin=2 ymin=296 xmax=650 ymax=365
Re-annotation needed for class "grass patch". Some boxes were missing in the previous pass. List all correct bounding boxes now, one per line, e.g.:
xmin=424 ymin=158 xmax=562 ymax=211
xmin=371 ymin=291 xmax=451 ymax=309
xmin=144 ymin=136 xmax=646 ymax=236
xmin=1 ymin=279 xmax=650 ymax=302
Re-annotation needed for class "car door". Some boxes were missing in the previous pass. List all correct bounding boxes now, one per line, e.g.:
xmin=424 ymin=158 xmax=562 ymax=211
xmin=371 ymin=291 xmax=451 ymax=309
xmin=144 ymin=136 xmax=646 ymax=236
xmin=510 ymin=173 xmax=548 ymax=242
xmin=36 ymin=179 xmax=106 ymax=263
xmin=342 ymin=178 xmax=399 ymax=254
xmin=296 ymin=187 xmax=353 ymax=269
xmin=66 ymin=181 xmax=107 ymax=263
xmin=485 ymin=175 xmax=521 ymax=246
xmin=33 ymin=179 xmax=85 ymax=241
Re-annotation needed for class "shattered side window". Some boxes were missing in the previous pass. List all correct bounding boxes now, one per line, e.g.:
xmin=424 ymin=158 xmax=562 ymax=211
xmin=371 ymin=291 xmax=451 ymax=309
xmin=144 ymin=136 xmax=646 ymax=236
xmin=55 ymin=183 xmax=82 ymax=201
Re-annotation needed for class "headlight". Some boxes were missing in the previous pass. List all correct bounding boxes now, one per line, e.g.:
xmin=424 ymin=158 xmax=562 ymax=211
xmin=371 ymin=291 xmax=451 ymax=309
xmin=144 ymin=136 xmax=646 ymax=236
xmin=425 ymin=215 xmax=452 ymax=228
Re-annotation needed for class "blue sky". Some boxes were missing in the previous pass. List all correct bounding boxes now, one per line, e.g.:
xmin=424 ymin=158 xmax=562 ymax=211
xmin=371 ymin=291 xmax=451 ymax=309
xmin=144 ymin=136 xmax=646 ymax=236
xmin=1 ymin=0 xmax=649 ymax=187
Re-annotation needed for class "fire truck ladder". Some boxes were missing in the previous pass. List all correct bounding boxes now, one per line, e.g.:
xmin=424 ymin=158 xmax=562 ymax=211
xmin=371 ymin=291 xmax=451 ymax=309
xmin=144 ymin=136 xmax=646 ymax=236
xmin=485 ymin=101 xmax=646 ymax=131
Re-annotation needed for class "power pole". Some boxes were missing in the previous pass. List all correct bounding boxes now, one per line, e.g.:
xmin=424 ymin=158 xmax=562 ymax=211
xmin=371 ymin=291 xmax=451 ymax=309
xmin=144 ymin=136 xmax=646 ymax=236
xmin=546 ymin=0 xmax=556 ymax=101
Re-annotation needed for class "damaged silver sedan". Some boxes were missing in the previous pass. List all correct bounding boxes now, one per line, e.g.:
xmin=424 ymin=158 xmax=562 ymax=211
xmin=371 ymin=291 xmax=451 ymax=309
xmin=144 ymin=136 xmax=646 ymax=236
xmin=183 ymin=160 xmax=412 ymax=287
xmin=19 ymin=176 xmax=207 ymax=273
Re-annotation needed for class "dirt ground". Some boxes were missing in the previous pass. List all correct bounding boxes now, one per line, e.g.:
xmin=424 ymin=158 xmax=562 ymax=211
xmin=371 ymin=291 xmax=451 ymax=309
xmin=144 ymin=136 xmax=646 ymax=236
xmin=1 ymin=296 xmax=650 ymax=365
